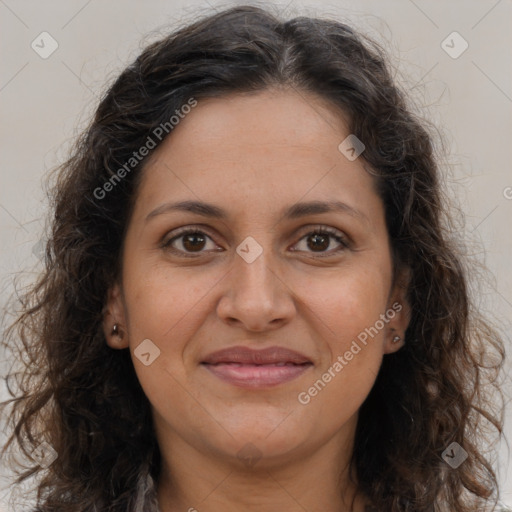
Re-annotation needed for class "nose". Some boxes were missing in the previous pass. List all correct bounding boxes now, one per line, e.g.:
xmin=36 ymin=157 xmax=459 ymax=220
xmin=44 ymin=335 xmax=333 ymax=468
xmin=216 ymin=243 xmax=296 ymax=332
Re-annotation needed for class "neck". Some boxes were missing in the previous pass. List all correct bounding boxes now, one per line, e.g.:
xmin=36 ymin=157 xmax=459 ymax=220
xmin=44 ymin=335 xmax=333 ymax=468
xmin=155 ymin=425 xmax=367 ymax=512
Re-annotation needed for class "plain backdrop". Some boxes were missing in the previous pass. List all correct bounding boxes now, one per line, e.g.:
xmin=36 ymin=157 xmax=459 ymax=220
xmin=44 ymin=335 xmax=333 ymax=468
xmin=0 ymin=0 xmax=511 ymax=509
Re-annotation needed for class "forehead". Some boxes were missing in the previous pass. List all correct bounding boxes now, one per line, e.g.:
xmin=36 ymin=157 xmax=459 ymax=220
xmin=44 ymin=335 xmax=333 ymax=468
xmin=165 ymin=88 xmax=350 ymax=156
xmin=133 ymin=88 xmax=381 ymax=225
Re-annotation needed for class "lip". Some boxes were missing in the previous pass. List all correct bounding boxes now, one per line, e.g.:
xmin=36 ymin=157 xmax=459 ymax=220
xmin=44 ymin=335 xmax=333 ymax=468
xmin=202 ymin=346 xmax=312 ymax=365
xmin=201 ymin=346 xmax=313 ymax=388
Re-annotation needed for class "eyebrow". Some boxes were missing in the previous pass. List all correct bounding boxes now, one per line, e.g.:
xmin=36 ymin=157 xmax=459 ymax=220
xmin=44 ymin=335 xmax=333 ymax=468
xmin=145 ymin=199 xmax=369 ymax=224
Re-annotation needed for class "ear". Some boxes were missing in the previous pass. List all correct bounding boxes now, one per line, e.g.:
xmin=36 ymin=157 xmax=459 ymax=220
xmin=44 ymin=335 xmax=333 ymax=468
xmin=102 ymin=282 xmax=129 ymax=349
xmin=383 ymin=266 xmax=411 ymax=355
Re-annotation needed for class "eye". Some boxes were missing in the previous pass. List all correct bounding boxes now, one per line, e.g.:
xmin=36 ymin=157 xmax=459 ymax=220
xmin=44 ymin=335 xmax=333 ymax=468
xmin=161 ymin=227 xmax=221 ymax=257
xmin=161 ymin=225 xmax=350 ymax=258
xmin=291 ymin=226 xmax=350 ymax=257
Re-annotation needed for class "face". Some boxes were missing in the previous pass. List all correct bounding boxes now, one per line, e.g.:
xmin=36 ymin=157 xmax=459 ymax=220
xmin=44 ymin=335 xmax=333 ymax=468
xmin=104 ymin=88 xmax=410 ymax=470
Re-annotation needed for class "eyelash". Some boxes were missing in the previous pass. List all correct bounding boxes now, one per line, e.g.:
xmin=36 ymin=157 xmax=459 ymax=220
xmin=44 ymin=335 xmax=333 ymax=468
xmin=161 ymin=225 xmax=350 ymax=259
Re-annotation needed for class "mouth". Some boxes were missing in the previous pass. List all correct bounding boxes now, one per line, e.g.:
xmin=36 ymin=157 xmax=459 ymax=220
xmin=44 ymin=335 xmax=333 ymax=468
xmin=201 ymin=346 xmax=313 ymax=388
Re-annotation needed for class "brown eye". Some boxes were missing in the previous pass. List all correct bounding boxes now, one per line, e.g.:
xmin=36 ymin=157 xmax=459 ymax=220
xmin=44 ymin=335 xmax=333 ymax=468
xmin=181 ymin=232 xmax=207 ymax=252
xmin=162 ymin=228 xmax=220 ymax=257
xmin=307 ymin=232 xmax=330 ymax=252
xmin=292 ymin=227 xmax=349 ymax=256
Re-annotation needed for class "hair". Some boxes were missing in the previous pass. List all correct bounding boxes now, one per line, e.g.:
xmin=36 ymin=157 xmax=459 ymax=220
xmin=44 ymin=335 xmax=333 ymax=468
xmin=0 ymin=4 xmax=506 ymax=512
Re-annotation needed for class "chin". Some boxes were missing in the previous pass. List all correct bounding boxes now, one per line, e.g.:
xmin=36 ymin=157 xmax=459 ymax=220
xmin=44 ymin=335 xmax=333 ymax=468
xmin=202 ymin=414 xmax=313 ymax=466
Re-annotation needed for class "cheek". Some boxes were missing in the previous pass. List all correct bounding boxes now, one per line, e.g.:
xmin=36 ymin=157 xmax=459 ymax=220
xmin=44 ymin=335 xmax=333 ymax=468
xmin=120 ymin=263 xmax=215 ymax=403
xmin=121 ymin=265 xmax=210 ymax=422
xmin=123 ymin=261 xmax=217 ymax=345
xmin=295 ymin=262 xmax=391 ymax=346
xmin=292 ymin=265 xmax=389 ymax=396
xmin=292 ymin=264 xmax=389 ymax=416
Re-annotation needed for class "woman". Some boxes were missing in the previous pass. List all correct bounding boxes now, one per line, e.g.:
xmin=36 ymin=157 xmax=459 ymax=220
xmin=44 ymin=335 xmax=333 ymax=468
xmin=1 ymin=5 xmax=506 ymax=512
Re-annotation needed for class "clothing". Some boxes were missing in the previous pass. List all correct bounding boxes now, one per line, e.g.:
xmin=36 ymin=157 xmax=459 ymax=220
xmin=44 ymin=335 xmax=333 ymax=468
xmin=132 ymin=464 xmax=160 ymax=512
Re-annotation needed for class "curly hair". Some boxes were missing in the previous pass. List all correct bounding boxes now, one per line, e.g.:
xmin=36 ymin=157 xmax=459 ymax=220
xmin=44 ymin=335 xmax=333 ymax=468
xmin=0 ymin=5 xmax=506 ymax=511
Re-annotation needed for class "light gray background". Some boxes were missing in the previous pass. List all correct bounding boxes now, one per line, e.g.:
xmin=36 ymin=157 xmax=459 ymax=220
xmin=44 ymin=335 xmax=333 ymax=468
xmin=1 ymin=0 xmax=511 ymax=509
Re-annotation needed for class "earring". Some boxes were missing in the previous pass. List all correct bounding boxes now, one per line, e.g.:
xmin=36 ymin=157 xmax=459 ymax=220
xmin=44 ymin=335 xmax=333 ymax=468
xmin=111 ymin=323 xmax=120 ymax=337
xmin=392 ymin=335 xmax=401 ymax=344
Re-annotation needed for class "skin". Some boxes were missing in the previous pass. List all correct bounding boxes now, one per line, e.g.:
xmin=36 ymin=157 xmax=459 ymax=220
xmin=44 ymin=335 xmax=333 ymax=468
xmin=103 ymin=87 xmax=410 ymax=512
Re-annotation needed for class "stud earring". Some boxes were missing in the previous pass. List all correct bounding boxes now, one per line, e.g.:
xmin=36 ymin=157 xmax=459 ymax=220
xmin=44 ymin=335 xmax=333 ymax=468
xmin=392 ymin=335 xmax=401 ymax=344
xmin=111 ymin=323 xmax=120 ymax=337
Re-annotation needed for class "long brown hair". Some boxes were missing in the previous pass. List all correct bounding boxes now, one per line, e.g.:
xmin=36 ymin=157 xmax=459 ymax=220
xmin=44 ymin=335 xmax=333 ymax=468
xmin=1 ymin=5 xmax=505 ymax=511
